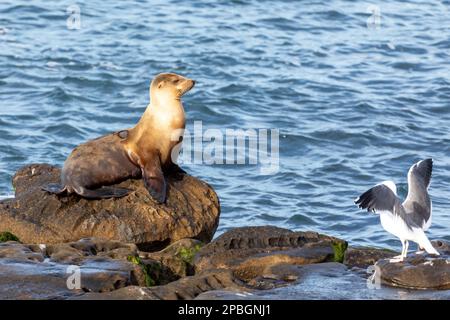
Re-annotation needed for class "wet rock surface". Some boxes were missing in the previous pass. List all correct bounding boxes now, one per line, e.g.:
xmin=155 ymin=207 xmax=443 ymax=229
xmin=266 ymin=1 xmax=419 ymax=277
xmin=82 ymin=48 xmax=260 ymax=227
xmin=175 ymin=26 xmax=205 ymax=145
xmin=195 ymin=290 xmax=258 ymax=300
xmin=70 ymin=286 xmax=157 ymax=300
xmin=343 ymin=246 xmax=396 ymax=269
xmin=250 ymin=262 xmax=450 ymax=300
xmin=376 ymin=250 xmax=450 ymax=290
xmin=0 ymin=238 xmax=144 ymax=299
xmin=0 ymin=164 xmax=220 ymax=248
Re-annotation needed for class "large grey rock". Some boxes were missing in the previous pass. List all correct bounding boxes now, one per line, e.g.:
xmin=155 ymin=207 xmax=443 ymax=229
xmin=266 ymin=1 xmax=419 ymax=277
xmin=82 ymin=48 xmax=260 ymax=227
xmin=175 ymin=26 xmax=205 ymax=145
xmin=0 ymin=164 xmax=220 ymax=249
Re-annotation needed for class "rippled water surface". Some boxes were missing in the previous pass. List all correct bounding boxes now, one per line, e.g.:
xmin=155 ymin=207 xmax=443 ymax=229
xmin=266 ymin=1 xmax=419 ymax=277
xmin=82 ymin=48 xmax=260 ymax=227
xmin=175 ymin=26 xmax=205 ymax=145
xmin=1 ymin=0 xmax=450 ymax=250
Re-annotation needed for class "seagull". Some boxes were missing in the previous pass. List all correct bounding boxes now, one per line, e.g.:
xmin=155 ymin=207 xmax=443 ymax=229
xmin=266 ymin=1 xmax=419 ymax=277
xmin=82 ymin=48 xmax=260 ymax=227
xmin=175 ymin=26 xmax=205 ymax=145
xmin=355 ymin=159 xmax=439 ymax=262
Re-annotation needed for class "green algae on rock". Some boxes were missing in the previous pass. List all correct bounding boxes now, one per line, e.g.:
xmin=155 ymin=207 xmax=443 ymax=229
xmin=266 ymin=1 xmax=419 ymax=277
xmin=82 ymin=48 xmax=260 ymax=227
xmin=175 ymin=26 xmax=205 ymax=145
xmin=331 ymin=241 xmax=348 ymax=263
xmin=127 ymin=255 xmax=156 ymax=287
xmin=177 ymin=243 xmax=203 ymax=265
xmin=0 ymin=232 xmax=20 ymax=243
xmin=139 ymin=239 xmax=205 ymax=282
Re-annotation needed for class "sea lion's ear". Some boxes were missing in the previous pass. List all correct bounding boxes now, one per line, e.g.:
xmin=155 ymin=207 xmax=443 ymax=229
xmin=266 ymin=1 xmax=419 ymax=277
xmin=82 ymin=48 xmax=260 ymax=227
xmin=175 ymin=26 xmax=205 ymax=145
xmin=117 ymin=130 xmax=129 ymax=140
xmin=157 ymin=81 xmax=165 ymax=89
xmin=141 ymin=155 xmax=167 ymax=204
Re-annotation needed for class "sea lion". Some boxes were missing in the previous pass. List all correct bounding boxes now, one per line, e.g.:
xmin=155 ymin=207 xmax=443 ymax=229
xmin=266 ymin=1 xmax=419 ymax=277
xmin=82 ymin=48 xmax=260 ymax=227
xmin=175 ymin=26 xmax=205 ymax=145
xmin=42 ymin=73 xmax=195 ymax=203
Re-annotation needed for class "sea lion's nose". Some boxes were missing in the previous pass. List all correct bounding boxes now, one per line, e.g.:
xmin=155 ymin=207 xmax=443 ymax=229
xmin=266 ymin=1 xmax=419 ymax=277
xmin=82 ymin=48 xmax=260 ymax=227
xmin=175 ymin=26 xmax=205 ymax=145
xmin=192 ymin=80 xmax=196 ymax=86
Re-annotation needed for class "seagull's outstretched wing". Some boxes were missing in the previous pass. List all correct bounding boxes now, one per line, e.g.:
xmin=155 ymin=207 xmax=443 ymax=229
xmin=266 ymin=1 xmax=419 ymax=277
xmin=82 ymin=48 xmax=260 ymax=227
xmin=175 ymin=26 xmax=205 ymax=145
xmin=408 ymin=158 xmax=432 ymax=190
xmin=354 ymin=181 xmax=402 ymax=213
xmin=405 ymin=158 xmax=433 ymax=230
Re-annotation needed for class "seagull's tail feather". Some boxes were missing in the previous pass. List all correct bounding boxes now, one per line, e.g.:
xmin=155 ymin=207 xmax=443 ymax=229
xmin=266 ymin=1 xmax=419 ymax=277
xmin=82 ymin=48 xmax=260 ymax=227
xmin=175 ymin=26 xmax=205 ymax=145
xmin=414 ymin=229 xmax=439 ymax=255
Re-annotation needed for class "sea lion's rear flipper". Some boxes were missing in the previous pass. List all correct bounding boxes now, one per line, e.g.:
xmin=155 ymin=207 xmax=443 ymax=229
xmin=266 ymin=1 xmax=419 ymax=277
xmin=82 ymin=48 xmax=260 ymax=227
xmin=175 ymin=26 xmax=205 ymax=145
xmin=42 ymin=183 xmax=130 ymax=199
xmin=142 ymin=157 xmax=167 ymax=204
xmin=42 ymin=183 xmax=67 ymax=195
xmin=78 ymin=187 xmax=132 ymax=199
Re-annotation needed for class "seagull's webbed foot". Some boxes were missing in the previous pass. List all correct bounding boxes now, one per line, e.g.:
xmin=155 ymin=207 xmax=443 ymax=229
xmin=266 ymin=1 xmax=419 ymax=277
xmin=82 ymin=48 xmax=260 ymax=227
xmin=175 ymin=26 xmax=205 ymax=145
xmin=389 ymin=255 xmax=404 ymax=263
xmin=389 ymin=240 xmax=409 ymax=263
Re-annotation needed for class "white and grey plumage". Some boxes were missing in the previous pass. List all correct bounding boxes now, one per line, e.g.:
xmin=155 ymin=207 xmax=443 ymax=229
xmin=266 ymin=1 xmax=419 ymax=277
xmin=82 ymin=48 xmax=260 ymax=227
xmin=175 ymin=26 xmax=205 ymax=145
xmin=355 ymin=158 xmax=439 ymax=262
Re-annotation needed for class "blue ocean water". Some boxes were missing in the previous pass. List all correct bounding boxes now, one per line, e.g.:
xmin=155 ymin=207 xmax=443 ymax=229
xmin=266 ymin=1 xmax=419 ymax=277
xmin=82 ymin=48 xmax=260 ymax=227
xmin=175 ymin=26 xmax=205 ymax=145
xmin=1 ymin=0 xmax=449 ymax=250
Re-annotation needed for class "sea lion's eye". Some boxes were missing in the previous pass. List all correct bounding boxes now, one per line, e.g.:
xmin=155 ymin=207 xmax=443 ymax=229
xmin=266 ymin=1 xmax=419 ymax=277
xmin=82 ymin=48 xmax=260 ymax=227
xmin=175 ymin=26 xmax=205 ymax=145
xmin=173 ymin=79 xmax=180 ymax=84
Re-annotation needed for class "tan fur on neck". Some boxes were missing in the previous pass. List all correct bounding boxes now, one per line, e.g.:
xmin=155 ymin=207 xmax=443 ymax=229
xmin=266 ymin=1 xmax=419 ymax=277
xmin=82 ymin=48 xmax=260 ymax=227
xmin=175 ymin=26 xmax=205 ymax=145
xmin=123 ymin=91 xmax=186 ymax=169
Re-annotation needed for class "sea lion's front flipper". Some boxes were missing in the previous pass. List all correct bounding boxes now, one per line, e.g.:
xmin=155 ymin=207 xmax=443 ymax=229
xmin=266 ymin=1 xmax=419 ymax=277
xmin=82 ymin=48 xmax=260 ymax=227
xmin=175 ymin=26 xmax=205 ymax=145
xmin=42 ymin=183 xmax=66 ymax=195
xmin=142 ymin=157 xmax=167 ymax=204
xmin=78 ymin=187 xmax=132 ymax=199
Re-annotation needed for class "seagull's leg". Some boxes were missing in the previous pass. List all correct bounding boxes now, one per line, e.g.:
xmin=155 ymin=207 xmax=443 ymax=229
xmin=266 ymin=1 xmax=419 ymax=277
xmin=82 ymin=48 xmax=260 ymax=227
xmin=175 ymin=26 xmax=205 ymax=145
xmin=402 ymin=240 xmax=409 ymax=259
xmin=390 ymin=240 xmax=406 ymax=263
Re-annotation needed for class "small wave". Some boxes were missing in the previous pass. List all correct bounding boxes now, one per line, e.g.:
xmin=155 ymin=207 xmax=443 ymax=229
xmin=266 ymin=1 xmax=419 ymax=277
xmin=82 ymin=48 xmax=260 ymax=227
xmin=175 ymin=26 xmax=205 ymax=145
xmin=287 ymin=214 xmax=317 ymax=226
xmin=257 ymin=17 xmax=301 ymax=31
xmin=0 ymin=4 xmax=46 ymax=15
xmin=0 ymin=194 xmax=14 ymax=200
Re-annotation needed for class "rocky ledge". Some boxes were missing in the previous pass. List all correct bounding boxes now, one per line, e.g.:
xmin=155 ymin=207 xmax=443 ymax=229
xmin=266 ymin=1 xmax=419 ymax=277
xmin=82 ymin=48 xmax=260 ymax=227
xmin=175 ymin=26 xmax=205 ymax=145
xmin=0 ymin=164 xmax=220 ymax=249
xmin=0 ymin=226 xmax=348 ymax=300
xmin=193 ymin=226 xmax=347 ymax=289
xmin=0 ymin=227 xmax=449 ymax=300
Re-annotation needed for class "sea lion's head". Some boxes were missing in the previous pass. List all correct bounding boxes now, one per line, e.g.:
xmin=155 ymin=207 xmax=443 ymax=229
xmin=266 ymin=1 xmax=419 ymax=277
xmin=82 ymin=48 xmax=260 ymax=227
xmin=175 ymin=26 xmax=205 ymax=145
xmin=150 ymin=73 xmax=195 ymax=103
